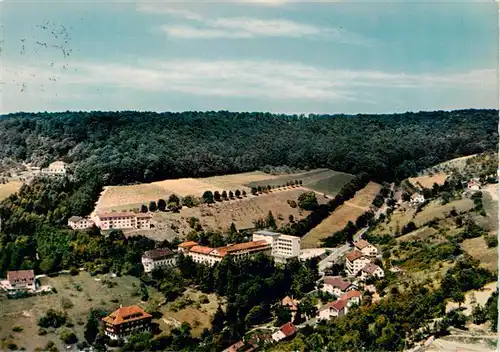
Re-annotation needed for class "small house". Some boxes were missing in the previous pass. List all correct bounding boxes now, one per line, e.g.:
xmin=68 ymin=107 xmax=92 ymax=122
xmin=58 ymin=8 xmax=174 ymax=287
xmin=271 ymin=322 xmax=297 ymax=342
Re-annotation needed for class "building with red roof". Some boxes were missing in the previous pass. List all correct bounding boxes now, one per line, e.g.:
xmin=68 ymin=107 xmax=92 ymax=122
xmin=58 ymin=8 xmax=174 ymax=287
xmin=141 ymin=248 xmax=177 ymax=273
xmin=360 ymin=263 xmax=385 ymax=281
xmin=339 ymin=290 xmax=362 ymax=307
xmin=321 ymin=276 xmax=357 ymax=297
xmin=93 ymin=211 xmax=152 ymax=230
xmin=345 ymin=250 xmax=371 ymax=277
xmin=318 ymin=299 xmax=349 ymax=320
xmin=271 ymin=322 xmax=297 ymax=342
xmin=102 ymin=305 xmax=152 ymax=340
xmin=6 ymin=270 xmax=36 ymax=291
xmin=354 ymin=239 xmax=378 ymax=257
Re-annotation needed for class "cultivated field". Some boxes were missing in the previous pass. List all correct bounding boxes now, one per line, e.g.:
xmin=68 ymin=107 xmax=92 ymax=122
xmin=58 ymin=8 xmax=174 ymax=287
xmin=156 ymin=288 xmax=221 ymax=338
xmin=246 ymin=169 xmax=354 ymax=196
xmin=301 ymin=182 xmax=381 ymax=249
xmin=127 ymin=188 xmax=326 ymax=241
xmin=462 ymin=237 xmax=498 ymax=272
xmin=0 ymin=272 xmax=163 ymax=352
xmin=408 ymin=173 xmax=448 ymax=189
xmin=0 ymin=181 xmax=22 ymax=200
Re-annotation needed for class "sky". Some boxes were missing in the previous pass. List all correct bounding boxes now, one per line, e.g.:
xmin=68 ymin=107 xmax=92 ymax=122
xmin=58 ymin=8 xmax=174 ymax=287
xmin=0 ymin=0 xmax=498 ymax=115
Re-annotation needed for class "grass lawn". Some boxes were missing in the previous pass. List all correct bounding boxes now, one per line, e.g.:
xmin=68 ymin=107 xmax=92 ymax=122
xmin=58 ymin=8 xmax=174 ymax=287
xmin=0 ymin=272 xmax=163 ymax=352
xmin=461 ymin=237 xmax=498 ymax=272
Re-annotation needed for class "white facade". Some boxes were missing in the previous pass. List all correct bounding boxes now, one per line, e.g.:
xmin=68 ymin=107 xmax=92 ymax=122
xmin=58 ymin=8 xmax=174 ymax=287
xmin=318 ymin=302 xmax=348 ymax=321
xmin=94 ymin=212 xmax=151 ymax=230
xmin=142 ymin=249 xmax=177 ymax=273
xmin=253 ymin=230 xmax=300 ymax=261
xmin=354 ymin=240 xmax=378 ymax=257
xmin=346 ymin=251 xmax=371 ymax=277
xmin=271 ymin=330 xmax=286 ymax=342
xmin=68 ymin=216 xmax=94 ymax=230
xmin=360 ymin=265 xmax=385 ymax=281
xmin=410 ymin=193 xmax=425 ymax=206
xmin=41 ymin=161 xmax=67 ymax=176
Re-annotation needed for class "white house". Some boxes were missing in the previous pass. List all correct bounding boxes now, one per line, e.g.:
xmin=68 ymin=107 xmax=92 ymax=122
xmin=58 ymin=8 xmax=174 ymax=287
xmin=41 ymin=161 xmax=67 ymax=176
xmin=141 ymin=248 xmax=177 ymax=273
xmin=68 ymin=216 xmax=94 ymax=230
xmin=339 ymin=290 xmax=362 ymax=307
xmin=354 ymin=239 xmax=378 ymax=257
xmin=253 ymin=230 xmax=301 ymax=262
xmin=93 ymin=212 xmax=152 ymax=230
xmin=345 ymin=250 xmax=371 ymax=277
xmin=410 ymin=193 xmax=425 ymax=206
xmin=321 ymin=276 xmax=357 ymax=297
xmin=5 ymin=270 xmax=36 ymax=292
xmin=271 ymin=322 xmax=297 ymax=342
xmin=318 ymin=299 xmax=348 ymax=320
xmin=467 ymin=179 xmax=482 ymax=191
xmin=360 ymin=263 xmax=385 ymax=281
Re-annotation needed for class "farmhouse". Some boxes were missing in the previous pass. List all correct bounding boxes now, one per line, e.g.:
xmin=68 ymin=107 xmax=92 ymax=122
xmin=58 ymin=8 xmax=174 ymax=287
xmin=222 ymin=340 xmax=258 ymax=352
xmin=321 ymin=276 xmax=358 ymax=297
xmin=339 ymin=290 xmax=362 ymax=307
xmin=252 ymin=230 xmax=301 ymax=262
xmin=40 ymin=161 xmax=67 ymax=176
xmin=353 ymin=239 xmax=378 ymax=257
xmin=93 ymin=212 xmax=152 ymax=230
xmin=141 ymin=248 xmax=177 ymax=273
xmin=177 ymin=240 xmax=272 ymax=266
xmin=271 ymin=322 xmax=297 ymax=342
xmin=345 ymin=250 xmax=372 ymax=277
xmin=360 ymin=263 xmax=385 ymax=281
xmin=5 ymin=270 xmax=36 ymax=291
xmin=102 ymin=305 xmax=152 ymax=340
xmin=68 ymin=216 xmax=94 ymax=230
xmin=282 ymin=296 xmax=299 ymax=320
xmin=318 ymin=299 xmax=348 ymax=320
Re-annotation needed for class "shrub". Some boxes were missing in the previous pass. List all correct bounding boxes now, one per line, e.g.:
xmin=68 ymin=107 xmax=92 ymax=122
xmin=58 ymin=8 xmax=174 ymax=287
xmin=60 ymin=329 xmax=78 ymax=344
xmin=287 ymin=200 xmax=297 ymax=208
xmin=7 ymin=344 xmax=18 ymax=351
xmin=61 ymin=297 xmax=74 ymax=310
xmin=486 ymin=236 xmax=498 ymax=248
xmin=38 ymin=328 xmax=48 ymax=336
xmin=69 ymin=267 xmax=79 ymax=276
xmin=12 ymin=326 xmax=23 ymax=332
xmin=38 ymin=309 xmax=67 ymax=328
xmin=199 ymin=295 xmax=210 ymax=304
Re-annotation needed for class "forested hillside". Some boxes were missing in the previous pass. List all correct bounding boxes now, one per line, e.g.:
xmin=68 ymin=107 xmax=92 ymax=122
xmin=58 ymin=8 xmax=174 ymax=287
xmin=0 ymin=109 xmax=497 ymax=184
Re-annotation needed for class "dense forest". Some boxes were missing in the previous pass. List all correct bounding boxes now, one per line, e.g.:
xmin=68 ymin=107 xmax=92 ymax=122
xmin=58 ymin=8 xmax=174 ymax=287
xmin=0 ymin=109 xmax=497 ymax=184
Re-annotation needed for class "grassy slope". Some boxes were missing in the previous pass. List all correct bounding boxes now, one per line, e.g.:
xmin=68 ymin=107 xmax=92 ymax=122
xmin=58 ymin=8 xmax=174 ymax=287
xmin=0 ymin=181 xmax=22 ymax=201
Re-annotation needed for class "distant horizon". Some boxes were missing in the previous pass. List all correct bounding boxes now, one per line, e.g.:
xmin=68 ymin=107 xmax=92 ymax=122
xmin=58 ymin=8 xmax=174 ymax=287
xmin=1 ymin=1 xmax=498 ymax=114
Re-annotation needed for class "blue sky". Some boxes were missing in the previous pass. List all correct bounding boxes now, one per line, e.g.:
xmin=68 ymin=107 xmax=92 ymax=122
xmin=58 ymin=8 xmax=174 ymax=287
xmin=1 ymin=0 xmax=498 ymax=114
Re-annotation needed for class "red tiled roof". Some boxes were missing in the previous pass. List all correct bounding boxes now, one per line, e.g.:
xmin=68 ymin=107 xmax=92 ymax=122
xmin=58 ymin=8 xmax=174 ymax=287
xmin=323 ymin=276 xmax=352 ymax=291
xmin=136 ymin=213 xmax=152 ymax=219
xmin=279 ymin=322 xmax=297 ymax=337
xmin=222 ymin=341 xmax=244 ymax=352
xmin=329 ymin=299 xmax=348 ymax=311
xmin=7 ymin=270 xmax=35 ymax=282
xmin=346 ymin=250 xmax=364 ymax=262
xmin=362 ymin=263 xmax=381 ymax=274
xmin=282 ymin=296 xmax=298 ymax=311
xmin=354 ymin=239 xmax=371 ymax=250
xmin=143 ymin=248 xmax=174 ymax=259
xmin=340 ymin=290 xmax=362 ymax=301
xmin=178 ymin=241 xmax=198 ymax=248
xmin=190 ymin=245 xmax=215 ymax=255
xmin=215 ymin=241 xmax=270 ymax=257
xmin=102 ymin=305 xmax=152 ymax=326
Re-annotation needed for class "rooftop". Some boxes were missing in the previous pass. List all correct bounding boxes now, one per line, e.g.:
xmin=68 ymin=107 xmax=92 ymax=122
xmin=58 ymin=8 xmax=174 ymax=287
xmin=354 ymin=239 xmax=371 ymax=250
xmin=178 ymin=241 xmax=198 ymax=248
xmin=362 ymin=263 xmax=381 ymax=274
xmin=346 ymin=250 xmax=364 ymax=262
xmin=279 ymin=322 xmax=297 ymax=337
xmin=282 ymin=296 xmax=298 ymax=310
xmin=68 ymin=216 xmax=84 ymax=222
xmin=253 ymin=230 xmax=281 ymax=237
xmin=97 ymin=211 xmax=138 ymax=219
xmin=190 ymin=245 xmax=215 ymax=255
xmin=323 ymin=276 xmax=352 ymax=291
xmin=102 ymin=305 xmax=152 ymax=326
xmin=327 ymin=299 xmax=348 ymax=311
xmin=143 ymin=248 xmax=174 ymax=260
xmin=340 ymin=290 xmax=362 ymax=301
xmin=7 ymin=270 xmax=35 ymax=282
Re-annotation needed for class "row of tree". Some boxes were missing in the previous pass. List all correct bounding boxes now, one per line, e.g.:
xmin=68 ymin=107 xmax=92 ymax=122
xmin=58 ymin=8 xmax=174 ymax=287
xmin=250 ymin=180 xmax=303 ymax=195
xmin=201 ymin=189 xmax=248 ymax=204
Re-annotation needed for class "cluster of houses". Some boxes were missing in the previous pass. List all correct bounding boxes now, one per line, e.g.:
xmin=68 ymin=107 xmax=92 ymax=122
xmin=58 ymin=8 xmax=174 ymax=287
xmin=141 ymin=230 xmax=302 ymax=272
xmin=68 ymin=211 xmax=153 ymax=231
xmin=345 ymin=239 xmax=384 ymax=280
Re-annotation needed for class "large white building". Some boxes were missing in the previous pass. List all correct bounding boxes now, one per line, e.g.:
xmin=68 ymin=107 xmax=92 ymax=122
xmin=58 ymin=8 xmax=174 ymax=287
xmin=177 ymin=240 xmax=272 ymax=266
xmin=345 ymin=250 xmax=372 ymax=277
xmin=40 ymin=161 xmax=67 ymax=176
xmin=93 ymin=212 xmax=152 ymax=230
xmin=142 ymin=248 xmax=177 ymax=273
xmin=252 ymin=230 xmax=301 ymax=262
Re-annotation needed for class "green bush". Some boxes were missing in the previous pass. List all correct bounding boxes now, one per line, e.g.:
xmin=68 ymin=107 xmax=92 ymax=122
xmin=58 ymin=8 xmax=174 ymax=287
xmin=60 ymin=329 xmax=78 ymax=344
xmin=61 ymin=297 xmax=74 ymax=310
xmin=486 ymin=236 xmax=498 ymax=248
xmin=38 ymin=309 xmax=67 ymax=328
xmin=12 ymin=326 xmax=23 ymax=332
xmin=69 ymin=267 xmax=79 ymax=276
xmin=199 ymin=295 xmax=210 ymax=304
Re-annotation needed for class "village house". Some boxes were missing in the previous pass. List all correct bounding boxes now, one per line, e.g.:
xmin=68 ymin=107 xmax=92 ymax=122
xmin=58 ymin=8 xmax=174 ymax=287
xmin=410 ymin=193 xmax=425 ymax=206
xmin=5 ymin=270 xmax=36 ymax=291
xmin=177 ymin=240 xmax=272 ymax=266
xmin=141 ymin=248 xmax=177 ymax=273
xmin=93 ymin=212 xmax=152 ymax=230
xmin=40 ymin=161 xmax=67 ymax=176
xmin=252 ymin=230 xmax=301 ymax=263
xmin=281 ymin=296 xmax=299 ymax=321
xmin=102 ymin=305 xmax=152 ymax=340
xmin=222 ymin=340 xmax=258 ymax=352
xmin=68 ymin=216 xmax=95 ymax=230
xmin=318 ymin=299 xmax=348 ymax=320
xmin=360 ymin=263 xmax=385 ymax=281
xmin=271 ymin=322 xmax=297 ymax=342
xmin=339 ymin=290 xmax=362 ymax=307
xmin=467 ymin=179 xmax=482 ymax=191
xmin=354 ymin=239 xmax=378 ymax=257
xmin=345 ymin=250 xmax=372 ymax=277
xmin=321 ymin=276 xmax=358 ymax=297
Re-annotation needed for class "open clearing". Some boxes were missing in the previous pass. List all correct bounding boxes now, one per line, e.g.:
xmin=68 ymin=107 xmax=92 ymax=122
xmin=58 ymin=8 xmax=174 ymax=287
xmin=408 ymin=173 xmax=448 ymax=189
xmin=246 ymin=169 xmax=354 ymax=196
xmin=462 ymin=237 xmax=498 ymax=272
xmin=127 ymin=188 xmax=326 ymax=241
xmin=301 ymin=182 xmax=381 ymax=249
xmin=0 ymin=272 xmax=163 ymax=352
xmin=446 ymin=281 xmax=497 ymax=315
xmin=0 ymin=181 xmax=22 ymax=200
xmin=155 ymin=288 xmax=221 ymax=338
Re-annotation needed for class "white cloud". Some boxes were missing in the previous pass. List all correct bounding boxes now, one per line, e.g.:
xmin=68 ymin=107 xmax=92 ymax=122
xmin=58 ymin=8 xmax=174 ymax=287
xmin=2 ymin=58 xmax=496 ymax=114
